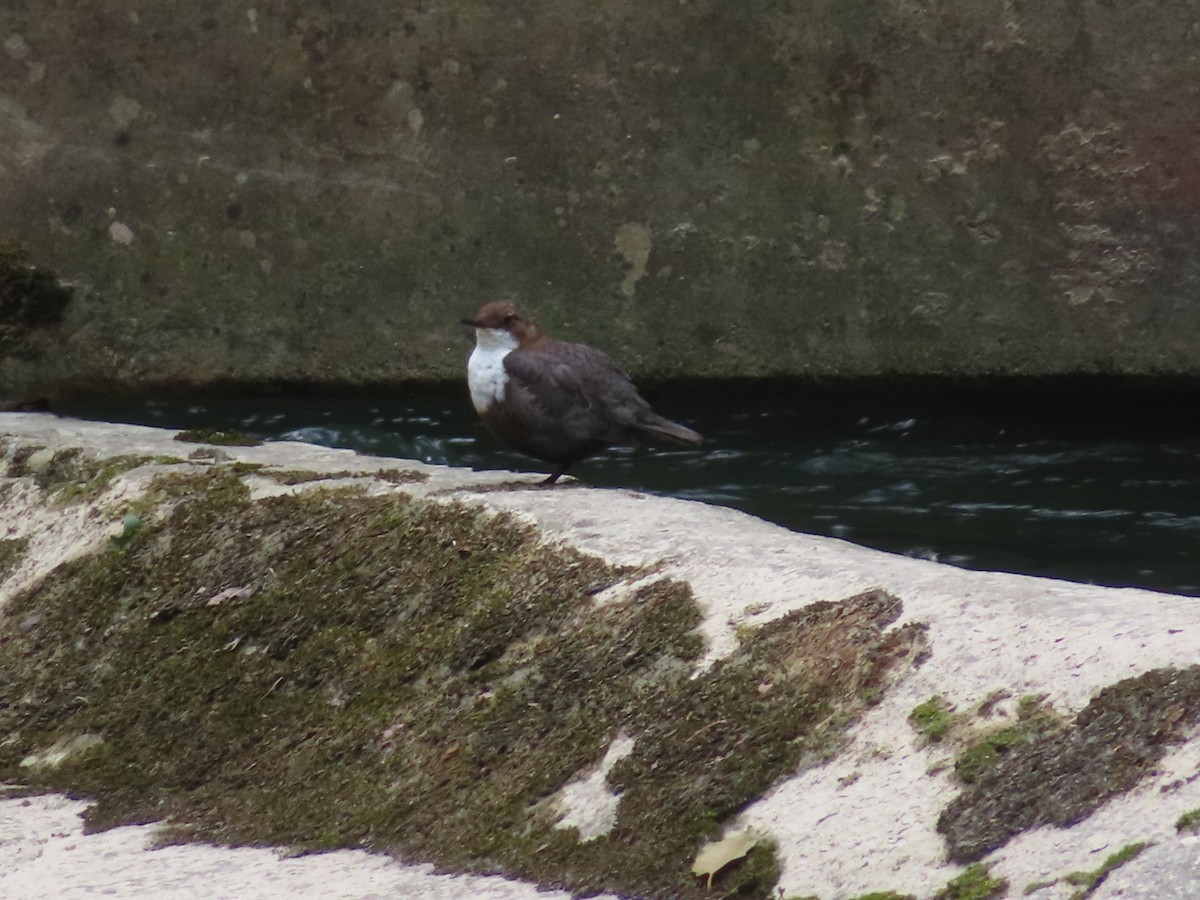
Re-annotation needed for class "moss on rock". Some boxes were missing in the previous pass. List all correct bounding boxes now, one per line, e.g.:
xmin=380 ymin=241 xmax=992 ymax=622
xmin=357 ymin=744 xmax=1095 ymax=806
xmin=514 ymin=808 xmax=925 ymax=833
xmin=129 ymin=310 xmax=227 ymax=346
xmin=939 ymin=668 xmax=1200 ymax=862
xmin=1175 ymin=807 xmax=1200 ymax=832
xmin=952 ymin=696 xmax=1063 ymax=785
xmin=0 ymin=536 xmax=28 ymax=580
xmin=0 ymin=467 xmax=928 ymax=899
xmin=1062 ymin=841 xmax=1150 ymax=899
xmin=935 ymin=862 xmax=1007 ymax=900
xmin=265 ymin=467 xmax=428 ymax=485
xmin=5 ymin=447 xmax=179 ymax=505
xmin=174 ymin=428 xmax=264 ymax=447
xmin=910 ymin=695 xmax=955 ymax=743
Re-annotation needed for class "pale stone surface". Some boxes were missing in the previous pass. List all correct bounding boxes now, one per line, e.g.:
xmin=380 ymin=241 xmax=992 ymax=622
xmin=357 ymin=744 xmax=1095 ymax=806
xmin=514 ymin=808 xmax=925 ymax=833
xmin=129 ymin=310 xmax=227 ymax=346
xmin=1093 ymin=835 xmax=1200 ymax=899
xmin=0 ymin=794 xmax=614 ymax=900
xmin=552 ymin=733 xmax=637 ymax=841
xmin=2 ymin=412 xmax=1200 ymax=898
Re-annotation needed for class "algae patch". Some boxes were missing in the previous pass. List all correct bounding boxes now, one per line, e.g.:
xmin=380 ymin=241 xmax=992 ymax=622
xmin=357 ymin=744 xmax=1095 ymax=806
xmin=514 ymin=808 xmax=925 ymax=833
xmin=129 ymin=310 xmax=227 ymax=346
xmin=174 ymin=428 xmax=263 ymax=447
xmin=1021 ymin=841 xmax=1150 ymax=898
xmin=266 ymin=467 xmax=428 ymax=485
xmin=841 ymin=862 xmax=1005 ymax=900
xmin=0 ymin=469 xmax=927 ymax=899
xmin=909 ymin=694 xmax=954 ymax=742
xmin=20 ymin=733 xmax=105 ymax=771
xmin=0 ymin=536 xmax=28 ymax=579
xmin=1062 ymin=841 xmax=1150 ymax=898
xmin=952 ymin=696 xmax=1063 ymax=785
xmin=939 ymin=668 xmax=1200 ymax=862
xmin=935 ymin=862 xmax=1007 ymax=899
xmin=5 ymin=447 xmax=179 ymax=504
xmin=1175 ymin=806 xmax=1200 ymax=832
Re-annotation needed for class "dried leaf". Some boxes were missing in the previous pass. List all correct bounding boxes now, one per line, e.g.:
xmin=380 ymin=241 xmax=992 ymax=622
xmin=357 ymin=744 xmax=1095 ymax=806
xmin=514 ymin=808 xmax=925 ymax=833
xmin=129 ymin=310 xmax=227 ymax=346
xmin=690 ymin=828 xmax=759 ymax=888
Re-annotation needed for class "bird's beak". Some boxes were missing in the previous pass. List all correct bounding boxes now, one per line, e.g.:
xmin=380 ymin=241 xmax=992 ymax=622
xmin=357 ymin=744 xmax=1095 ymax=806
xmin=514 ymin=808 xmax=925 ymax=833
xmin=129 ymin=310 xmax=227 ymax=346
xmin=459 ymin=316 xmax=481 ymax=328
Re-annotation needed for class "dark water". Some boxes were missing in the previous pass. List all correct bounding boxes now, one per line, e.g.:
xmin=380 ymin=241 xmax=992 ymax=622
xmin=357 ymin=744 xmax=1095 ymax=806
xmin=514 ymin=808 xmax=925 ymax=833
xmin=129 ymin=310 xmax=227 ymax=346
xmin=56 ymin=381 xmax=1200 ymax=597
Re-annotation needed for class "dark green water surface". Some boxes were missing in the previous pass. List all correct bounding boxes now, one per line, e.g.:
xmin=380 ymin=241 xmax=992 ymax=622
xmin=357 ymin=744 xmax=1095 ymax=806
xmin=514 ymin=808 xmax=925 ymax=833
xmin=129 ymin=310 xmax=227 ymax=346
xmin=57 ymin=380 xmax=1200 ymax=597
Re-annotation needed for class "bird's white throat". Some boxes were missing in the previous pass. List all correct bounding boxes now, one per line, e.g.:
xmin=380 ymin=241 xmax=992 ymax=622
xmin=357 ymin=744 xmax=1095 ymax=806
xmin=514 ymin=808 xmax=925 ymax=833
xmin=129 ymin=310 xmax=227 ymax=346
xmin=466 ymin=327 xmax=519 ymax=413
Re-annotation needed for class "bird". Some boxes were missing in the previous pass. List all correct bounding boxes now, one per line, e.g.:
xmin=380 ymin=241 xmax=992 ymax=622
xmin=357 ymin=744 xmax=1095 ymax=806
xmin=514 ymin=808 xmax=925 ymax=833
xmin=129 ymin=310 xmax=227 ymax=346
xmin=460 ymin=301 xmax=703 ymax=485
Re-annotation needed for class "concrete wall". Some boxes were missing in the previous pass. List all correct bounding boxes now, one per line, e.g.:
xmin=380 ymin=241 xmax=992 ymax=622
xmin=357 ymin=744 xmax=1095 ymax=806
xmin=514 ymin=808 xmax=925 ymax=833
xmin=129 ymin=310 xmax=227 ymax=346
xmin=2 ymin=1 xmax=1199 ymax=392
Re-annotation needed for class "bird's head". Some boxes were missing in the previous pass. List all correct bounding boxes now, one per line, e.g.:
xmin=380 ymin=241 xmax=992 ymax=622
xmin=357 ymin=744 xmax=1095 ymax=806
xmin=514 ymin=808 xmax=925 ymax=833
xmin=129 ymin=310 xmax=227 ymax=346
xmin=460 ymin=301 xmax=540 ymax=347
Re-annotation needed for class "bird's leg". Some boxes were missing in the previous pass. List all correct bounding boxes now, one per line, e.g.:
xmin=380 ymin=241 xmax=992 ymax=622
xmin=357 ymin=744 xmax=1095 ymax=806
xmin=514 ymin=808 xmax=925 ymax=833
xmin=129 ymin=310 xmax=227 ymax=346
xmin=539 ymin=464 xmax=571 ymax=486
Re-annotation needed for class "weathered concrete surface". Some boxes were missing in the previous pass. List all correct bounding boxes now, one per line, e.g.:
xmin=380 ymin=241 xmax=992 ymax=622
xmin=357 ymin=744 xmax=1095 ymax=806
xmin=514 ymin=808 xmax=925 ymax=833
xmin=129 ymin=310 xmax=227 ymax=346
xmin=2 ymin=412 xmax=1200 ymax=898
xmin=0 ymin=795 xmax=617 ymax=900
xmin=2 ymin=3 xmax=1200 ymax=394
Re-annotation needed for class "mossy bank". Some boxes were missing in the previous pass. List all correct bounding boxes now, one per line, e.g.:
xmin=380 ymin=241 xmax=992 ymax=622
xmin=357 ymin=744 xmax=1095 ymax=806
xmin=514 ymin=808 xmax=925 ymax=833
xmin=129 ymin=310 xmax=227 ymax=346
xmin=6 ymin=416 xmax=1200 ymax=899
xmin=0 ymin=459 xmax=926 ymax=899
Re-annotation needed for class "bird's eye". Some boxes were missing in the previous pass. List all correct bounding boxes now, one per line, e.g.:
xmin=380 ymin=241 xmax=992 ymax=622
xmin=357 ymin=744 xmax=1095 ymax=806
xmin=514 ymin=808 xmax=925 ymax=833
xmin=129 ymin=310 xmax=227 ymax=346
xmin=502 ymin=313 xmax=518 ymax=325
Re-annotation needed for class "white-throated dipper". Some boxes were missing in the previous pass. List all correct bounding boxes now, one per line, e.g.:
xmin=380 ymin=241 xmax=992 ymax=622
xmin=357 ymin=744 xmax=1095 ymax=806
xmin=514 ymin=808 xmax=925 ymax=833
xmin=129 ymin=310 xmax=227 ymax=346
xmin=461 ymin=301 xmax=703 ymax=485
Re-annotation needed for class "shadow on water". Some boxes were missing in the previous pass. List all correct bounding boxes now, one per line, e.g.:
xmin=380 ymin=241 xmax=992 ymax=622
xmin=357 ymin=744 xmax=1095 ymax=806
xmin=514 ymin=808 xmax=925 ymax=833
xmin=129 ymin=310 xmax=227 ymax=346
xmin=55 ymin=378 xmax=1200 ymax=598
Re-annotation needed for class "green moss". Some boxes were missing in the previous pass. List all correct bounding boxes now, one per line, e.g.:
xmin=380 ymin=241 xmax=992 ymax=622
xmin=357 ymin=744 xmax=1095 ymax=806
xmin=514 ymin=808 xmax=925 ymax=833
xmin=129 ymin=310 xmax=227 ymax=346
xmin=1015 ymin=694 xmax=1047 ymax=717
xmin=1022 ymin=842 xmax=1150 ymax=898
xmin=0 ymin=536 xmax=28 ymax=580
xmin=374 ymin=467 xmax=429 ymax=484
xmin=940 ymin=670 xmax=1200 ymax=863
xmin=7 ymin=448 xmax=177 ymax=505
xmin=227 ymin=461 xmax=266 ymax=475
xmin=1176 ymin=806 xmax=1200 ymax=832
xmin=0 ymin=468 xmax=929 ymax=899
xmin=1063 ymin=842 xmax=1150 ymax=898
xmin=174 ymin=428 xmax=263 ymax=447
xmin=5 ymin=443 xmax=42 ymax=476
xmin=266 ymin=469 xmax=354 ymax=485
xmin=910 ymin=695 xmax=954 ymax=742
xmin=953 ymin=699 xmax=1062 ymax=785
xmin=266 ymin=467 xmax=428 ymax=486
xmin=936 ymin=862 xmax=1007 ymax=900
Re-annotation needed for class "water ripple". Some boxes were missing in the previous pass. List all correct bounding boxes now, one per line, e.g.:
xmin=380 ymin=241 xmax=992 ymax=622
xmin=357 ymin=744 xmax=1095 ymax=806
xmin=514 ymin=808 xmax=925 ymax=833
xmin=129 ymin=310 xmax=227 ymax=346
xmin=56 ymin=383 xmax=1200 ymax=597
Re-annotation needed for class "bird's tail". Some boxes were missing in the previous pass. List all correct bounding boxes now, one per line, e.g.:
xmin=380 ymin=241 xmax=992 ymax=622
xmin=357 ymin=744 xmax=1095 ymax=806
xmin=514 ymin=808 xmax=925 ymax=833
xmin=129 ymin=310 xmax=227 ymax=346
xmin=636 ymin=413 xmax=703 ymax=446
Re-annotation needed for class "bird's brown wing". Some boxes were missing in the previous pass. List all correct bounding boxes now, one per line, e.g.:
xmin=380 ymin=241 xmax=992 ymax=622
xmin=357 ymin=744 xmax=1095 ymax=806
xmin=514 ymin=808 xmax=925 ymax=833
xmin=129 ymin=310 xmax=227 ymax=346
xmin=502 ymin=340 xmax=650 ymax=447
